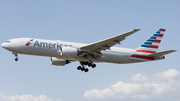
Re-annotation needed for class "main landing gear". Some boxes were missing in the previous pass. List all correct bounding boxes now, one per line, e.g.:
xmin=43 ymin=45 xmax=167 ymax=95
xmin=77 ymin=61 xmax=96 ymax=73
xmin=12 ymin=52 xmax=18 ymax=61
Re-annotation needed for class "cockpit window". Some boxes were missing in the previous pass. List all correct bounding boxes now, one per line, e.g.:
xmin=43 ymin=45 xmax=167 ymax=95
xmin=6 ymin=41 xmax=11 ymax=43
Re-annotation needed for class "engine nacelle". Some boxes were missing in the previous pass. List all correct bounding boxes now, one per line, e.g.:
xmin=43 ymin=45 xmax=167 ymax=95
xmin=60 ymin=47 xmax=78 ymax=57
xmin=51 ymin=57 xmax=70 ymax=66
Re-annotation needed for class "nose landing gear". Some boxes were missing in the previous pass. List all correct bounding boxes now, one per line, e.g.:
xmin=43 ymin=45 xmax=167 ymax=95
xmin=15 ymin=58 xmax=18 ymax=61
xmin=12 ymin=52 xmax=18 ymax=61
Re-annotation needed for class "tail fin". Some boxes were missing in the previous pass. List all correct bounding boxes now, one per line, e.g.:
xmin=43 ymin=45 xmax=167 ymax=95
xmin=136 ymin=28 xmax=165 ymax=54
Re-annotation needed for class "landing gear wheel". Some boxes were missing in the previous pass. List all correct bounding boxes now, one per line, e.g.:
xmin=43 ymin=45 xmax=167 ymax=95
xmin=84 ymin=68 xmax=89 ymax=72
xmin=13 ymin=52 xmax=18 ymax=61
xmin=81 ymin=67 xmax=85 ymax=71
xmin=88 ymin=63 xmax=92 ymax=67
xmin=84 ymin=62 xmax=88 ymax=65
xmin=15 ymin=58 xmax=18 ymax=61
xmin=78 ymin=61 xmax=96 ymax=73
xmin=77 ymin=66 xmax=81 ymax=70
xmin=92 ymin=64 xmax=96 ymax=68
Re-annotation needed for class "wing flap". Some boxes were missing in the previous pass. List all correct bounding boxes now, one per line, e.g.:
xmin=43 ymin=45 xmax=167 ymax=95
xmin=147 ymin=50 xmax=177 ymax=57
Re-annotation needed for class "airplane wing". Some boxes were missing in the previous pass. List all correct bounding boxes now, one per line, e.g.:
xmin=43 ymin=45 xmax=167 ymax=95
xmin=80 ymin=29 xmax=140 ymax=52
xmin=147 ymin=50 xmax=177 ymax=57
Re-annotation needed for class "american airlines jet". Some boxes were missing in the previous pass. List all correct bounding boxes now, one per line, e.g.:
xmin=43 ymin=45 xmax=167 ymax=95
xmin=1 ymin=28 xmax=177 ymax=72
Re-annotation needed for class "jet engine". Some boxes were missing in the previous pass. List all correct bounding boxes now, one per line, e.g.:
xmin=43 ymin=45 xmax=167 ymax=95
xmin=59 ymin=47 xmax=79 ymax=57
xmin=51 ymin=57 xmax=70 ymax=66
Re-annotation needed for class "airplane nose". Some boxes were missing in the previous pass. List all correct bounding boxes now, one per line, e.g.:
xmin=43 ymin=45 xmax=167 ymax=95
xmin=1 ymin=43 xmax=5 ymax=48
xmin=1 ymin=42 xmax=10 ymax=49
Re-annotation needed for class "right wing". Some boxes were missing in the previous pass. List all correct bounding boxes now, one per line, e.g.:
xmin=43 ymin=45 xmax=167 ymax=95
xmin=80 ymin=29 xmax=140 ymax=52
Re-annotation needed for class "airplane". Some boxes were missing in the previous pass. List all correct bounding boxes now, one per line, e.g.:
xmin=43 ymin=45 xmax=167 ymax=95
xmin=1 ymin=28 xmax=177 ymax=73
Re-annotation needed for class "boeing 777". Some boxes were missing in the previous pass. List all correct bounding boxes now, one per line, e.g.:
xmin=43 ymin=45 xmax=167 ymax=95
xmin=1 ymin=28 xmax=177 ymax=72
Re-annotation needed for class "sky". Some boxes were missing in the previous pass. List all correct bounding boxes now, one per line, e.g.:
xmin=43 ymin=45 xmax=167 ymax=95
xmin=0 ymin=0 xmax=180 ymax=101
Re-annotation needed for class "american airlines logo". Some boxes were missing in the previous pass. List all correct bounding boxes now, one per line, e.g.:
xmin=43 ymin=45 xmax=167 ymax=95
xmin=25 ymin=39 xmax=34 ymax=46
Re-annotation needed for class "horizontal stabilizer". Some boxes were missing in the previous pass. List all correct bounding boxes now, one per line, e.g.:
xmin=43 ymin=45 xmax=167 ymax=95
xmin=147 ymin=50 xmax=177 ymax=57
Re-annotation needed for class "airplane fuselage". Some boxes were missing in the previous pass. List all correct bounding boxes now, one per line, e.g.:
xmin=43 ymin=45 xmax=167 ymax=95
xmin=2 ymin=28 xmax=176 ymax=72
xmin=1 ymin=38 xmax=163 ymax=64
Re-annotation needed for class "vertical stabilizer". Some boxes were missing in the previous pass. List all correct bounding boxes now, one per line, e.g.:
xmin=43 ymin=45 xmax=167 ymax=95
xmin=136 ymin=28 xmax=165 ymax=54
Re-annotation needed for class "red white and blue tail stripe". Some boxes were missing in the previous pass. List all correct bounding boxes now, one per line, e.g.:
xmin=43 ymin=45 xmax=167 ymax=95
xmin=136 ymin=28 xmax=165 ymax=54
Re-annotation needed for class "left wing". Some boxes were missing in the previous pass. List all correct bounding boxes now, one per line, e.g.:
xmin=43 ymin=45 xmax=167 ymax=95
xmin=80 ymin=29 xmax=140 ymax=52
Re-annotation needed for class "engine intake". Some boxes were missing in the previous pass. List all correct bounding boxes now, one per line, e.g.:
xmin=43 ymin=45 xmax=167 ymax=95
xmin=51 ymin=57 xmax=70 ymax=66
